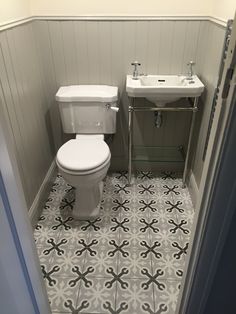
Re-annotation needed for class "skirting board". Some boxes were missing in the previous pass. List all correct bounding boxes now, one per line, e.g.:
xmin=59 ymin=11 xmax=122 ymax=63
xmin=188 ymin=170 xmax=199 ymax=208
xmin=29 ymin=160 xmax=57 ymax=228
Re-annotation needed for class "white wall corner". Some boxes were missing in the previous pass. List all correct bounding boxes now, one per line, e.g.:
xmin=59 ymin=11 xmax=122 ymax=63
xmin=29 ymin=160 xmax=57 ymax=227
xmin=188 ymin=170 xmax=199 ymax=209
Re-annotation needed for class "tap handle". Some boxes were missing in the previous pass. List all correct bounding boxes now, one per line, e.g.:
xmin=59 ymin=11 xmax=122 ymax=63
xmin=187 ymin=61 xmax=195 ymax=66
xmin=131 ymin=61 xmax=141 ymax=79
xmin=187 ymin=61 xmax=195 ymax=77
xmin=131 ymin=61 xmax=141 ymax=68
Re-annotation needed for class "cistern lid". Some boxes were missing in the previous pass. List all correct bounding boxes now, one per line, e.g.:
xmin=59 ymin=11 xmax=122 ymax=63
xmin=56 ymin=139 xmax=110 ymax=171
xmin=55 ymin=85 xmax=118 ymax=102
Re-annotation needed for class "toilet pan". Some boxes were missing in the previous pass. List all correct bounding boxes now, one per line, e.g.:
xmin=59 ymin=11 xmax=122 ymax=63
xmin=56 ymin=135 xmax=111 ymax=219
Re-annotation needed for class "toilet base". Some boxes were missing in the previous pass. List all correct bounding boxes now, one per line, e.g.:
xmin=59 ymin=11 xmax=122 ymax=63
xmin=72 ymin=181 xmax=104 ymax=220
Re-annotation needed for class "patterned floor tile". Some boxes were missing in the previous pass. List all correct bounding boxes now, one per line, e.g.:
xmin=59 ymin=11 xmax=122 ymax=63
xmin=36 ymin=209 xmax=59 ymax=228
xmin=152 ymin=190 xmax=173 ymax=204
xmin=167 ymin=216 xmax=191 ymax=239
xmin=161 ymin=183 xmax=182 ymax=201
xmin=136 ymin=171 xmax=154 ymax=181
xmin=119 ymin=225 xmax=150 ymax=250
xmin=151 ymin=221 xmax=182 ymax=253
xmin=34 ymin=225 xmax=60 ymax=247
xmin=107 ymin=216 xmax=128 ymax=237
xmin=49 ymin=215 xmax=81 ymax=233
xmin=77 ymin=277 xmax=116 ymax=313
xmin=45 ymin=276 xmax=80 ymax=313
xmin=157 ymin=173 xmax=183 ymax=189
xmin=116 ymin=278 xmax=154 ymax=314
xmin=162 ymin=199 xmax=185 ymax=218
xmin=56 ymin=225 xmax=90 ymax=249
xmin=36 ymin=246 xmax=55 ymax=268
xmin=40 ymin=237 xmax=69 ymax=259
xmin=90 ymin=223 xmax=120 ymax=245
xmin=41 ymin=264 xmax=61 ymax=288
xmin=172 ymin=237 xmax=189 ymax=259
xmin=119 ymin=202 xmax=148 ymax=226
xmin=152 ymin=251 xmax=185 ymax=280
xmin=63 ymin=299 xmax=91 ymax=313
xmin=154 ymin=280 xmax=181 ymax=314
xmin=110 ymin=197 xmax=132 ymax=214
xmin=175 ymin=203 xmax=195 ymax=226
xmin=100 ymin=201 xmax=120 ymax=222
xmin=117 ymin=248 xmax=152 ymax=279
xmin=137 ymin=198 xmax=160 ymax=215
xmin=34 ymin=172 xmax=195 ymax=314
xmin=172 ymin=186 xmax=194 ymax=207
xmin=49 ymin=248 xmax=86 ymax=277
xmin=83 ymin=240 xmax=119 ymax=277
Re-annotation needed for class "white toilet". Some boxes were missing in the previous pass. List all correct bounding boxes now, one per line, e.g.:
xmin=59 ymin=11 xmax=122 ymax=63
xmin=55 ymin=85 xmax=119 ymax=220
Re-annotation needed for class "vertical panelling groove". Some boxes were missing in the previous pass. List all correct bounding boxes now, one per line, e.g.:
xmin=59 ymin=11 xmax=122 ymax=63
xmin=60 ymin=22 xmax=69 ymax=84
xmin=72 ymin=21 xmax=79 ymax=83
xmin=47 ymin=21 xmax=57 ymax=86
xmin=98 ymin=22 xmax=102 ymax=84
xmin=181 ymin=24 xmax=188 ymax=74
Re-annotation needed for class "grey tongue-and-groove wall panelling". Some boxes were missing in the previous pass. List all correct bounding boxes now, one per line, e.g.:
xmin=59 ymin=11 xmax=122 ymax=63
xmin=0 ymin=18 xmax=225 ymax=212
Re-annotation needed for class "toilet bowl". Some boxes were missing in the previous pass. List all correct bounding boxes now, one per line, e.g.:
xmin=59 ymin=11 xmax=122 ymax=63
xmin=55 ymin=84 xmax=118 ymax=219
xmin=56 ymin=135 xmax=111 ymax=219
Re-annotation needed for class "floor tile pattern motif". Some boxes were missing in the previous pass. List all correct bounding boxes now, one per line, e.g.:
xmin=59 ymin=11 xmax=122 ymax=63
xmin=34 ymin=172 xmax=194 ymax=314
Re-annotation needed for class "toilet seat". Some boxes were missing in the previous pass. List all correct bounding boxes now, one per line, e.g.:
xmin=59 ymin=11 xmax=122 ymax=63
xmin=57 ymin=155 xmax=110 ymax=176
xmin=56 ymin=138 xmax=110 ymax=172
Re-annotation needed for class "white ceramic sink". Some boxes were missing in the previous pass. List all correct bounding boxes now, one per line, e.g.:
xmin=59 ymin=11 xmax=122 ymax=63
xmin=126 ymin=74 xmax=204 ymax=107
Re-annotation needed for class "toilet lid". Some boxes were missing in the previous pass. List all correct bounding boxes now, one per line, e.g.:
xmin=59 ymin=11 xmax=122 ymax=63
xmin=57 ymin=139 xmax=110 ymax=171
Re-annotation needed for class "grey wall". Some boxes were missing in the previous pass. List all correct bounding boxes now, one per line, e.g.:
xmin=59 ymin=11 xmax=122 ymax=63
xmin=33 ymin=19 xmax=206 ymax=171
xmin=193 ymin=21 xmax=225 ymax=186
xmin=0 ymin=22 xmax=57 ymax=209
xmin=34 ymin=19 xmax=225 ymax=180
xmin=0 ymin=18 xmax=226 ymax=211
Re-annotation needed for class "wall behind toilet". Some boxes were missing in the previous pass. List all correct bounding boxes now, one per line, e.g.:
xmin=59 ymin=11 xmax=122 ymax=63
xmin=33 ymin=19 xmax=226 ymax=180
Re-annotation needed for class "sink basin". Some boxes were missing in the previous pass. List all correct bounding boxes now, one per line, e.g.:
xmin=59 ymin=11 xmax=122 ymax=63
xmin=126 ymin=74 xmax=204 ymax=107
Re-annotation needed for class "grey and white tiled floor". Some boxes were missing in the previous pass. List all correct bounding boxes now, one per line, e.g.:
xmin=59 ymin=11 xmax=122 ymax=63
xmin=34 ymin=171 xmax=194 ymax=314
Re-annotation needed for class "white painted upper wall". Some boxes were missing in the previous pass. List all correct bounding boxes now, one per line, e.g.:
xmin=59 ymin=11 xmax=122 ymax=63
xmin=30 ymin=0 xmax=211 ymax=16
xmin=0 ymin=0 xmax=30 ymax=24
xmin=30 ymin=0 xmax=235 ymax=20
xmin=211 ymin=0 xmax=235 ymax=20
xmin=0 ymin=0 xmax=235 ymax=25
